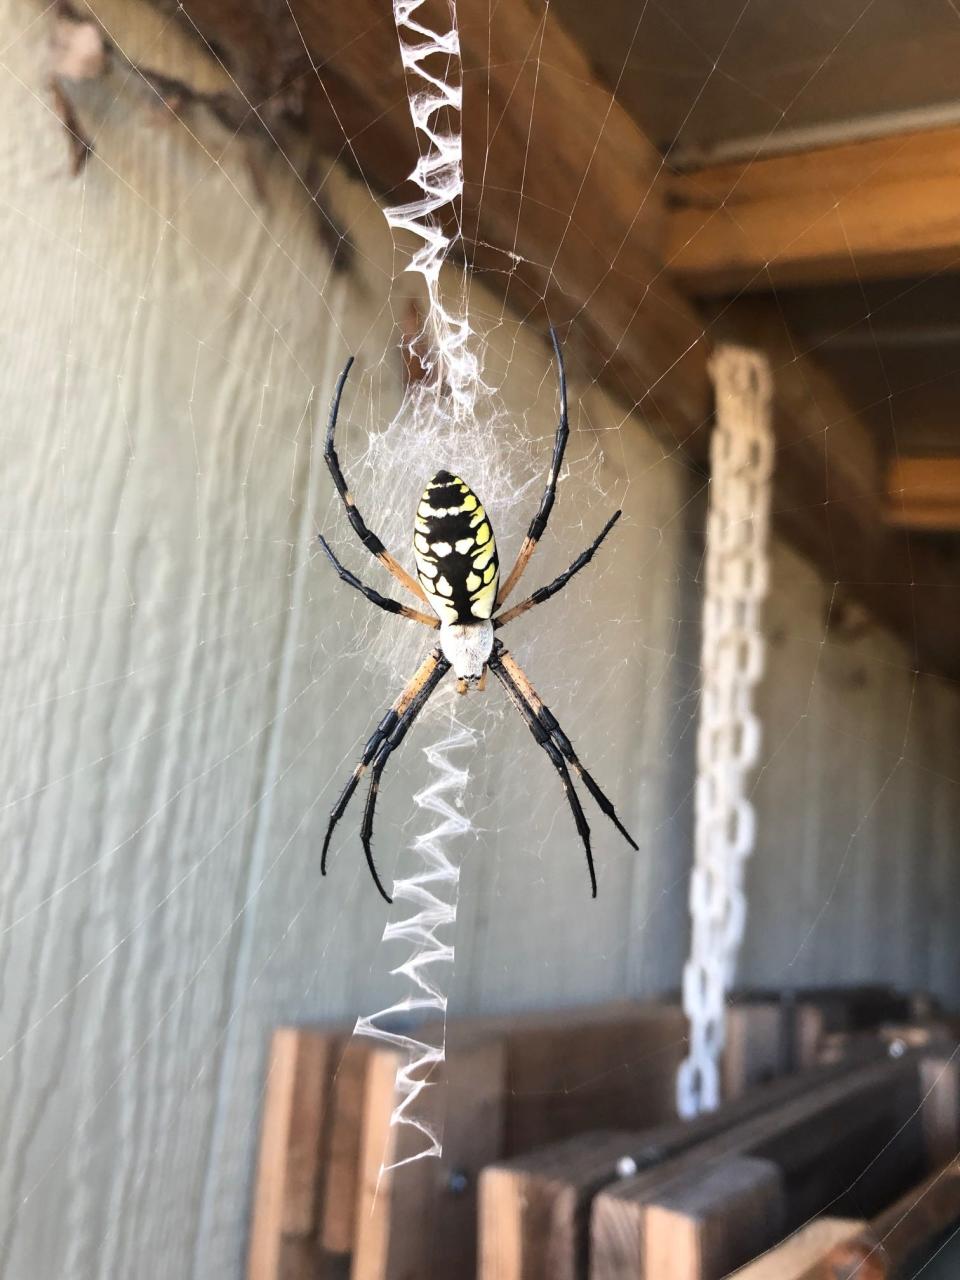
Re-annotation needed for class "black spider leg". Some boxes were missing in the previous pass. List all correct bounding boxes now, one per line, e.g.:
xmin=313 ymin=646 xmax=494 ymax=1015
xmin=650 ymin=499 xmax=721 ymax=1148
xmin=487 ymin=647 xmax=598 ymax=897
xmin=494 ymin=509 xmax=622 ymax=628
xmin=496 ymin=642 xmax=639 ymax=853
xmin=317 ymin=535 xmax=438 ymax=628
xmin=497 ymin=326 xmax=570 ymax=605
xmin=358 ymin=655 xmax=451 ymax=903
xmin=324 ymin=356 xmax=428 ymax=604
xmin=321 ymin=648 xmax=450 ymax=902
xmin=321 ymin=650 xmax=442 ymax=875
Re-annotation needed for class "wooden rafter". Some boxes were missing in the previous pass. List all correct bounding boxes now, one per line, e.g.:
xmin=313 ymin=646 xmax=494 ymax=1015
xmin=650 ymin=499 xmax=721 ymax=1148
xmin=713 ymin=300 xmax=960 ymax=679
xmin=887 ymin=457 xmax=960 ymax=531
xmin=667 ymin=125 xmax=960 ymax=295
xmin=157 ymin=1 xmax=960 ymax=677
xmin=169 ymin=0 xmax=711 ymax=444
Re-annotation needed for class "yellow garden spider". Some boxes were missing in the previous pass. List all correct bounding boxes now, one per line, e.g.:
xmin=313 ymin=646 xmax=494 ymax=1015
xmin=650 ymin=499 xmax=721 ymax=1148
xmin=318 ymin=329 xmax=638 ymax=903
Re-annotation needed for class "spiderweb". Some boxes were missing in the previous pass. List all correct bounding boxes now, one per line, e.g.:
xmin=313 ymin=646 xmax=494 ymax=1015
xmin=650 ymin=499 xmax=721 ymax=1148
xmin=0 ymin=0 xmax=959 ymax=1276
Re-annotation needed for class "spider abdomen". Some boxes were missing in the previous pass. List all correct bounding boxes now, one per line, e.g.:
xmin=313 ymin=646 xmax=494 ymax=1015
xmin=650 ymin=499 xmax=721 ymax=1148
xmin=413 ymin=470 xmax=500 ymax=625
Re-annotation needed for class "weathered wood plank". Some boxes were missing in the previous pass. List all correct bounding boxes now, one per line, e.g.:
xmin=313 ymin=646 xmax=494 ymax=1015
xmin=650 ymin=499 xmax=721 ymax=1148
xmin=920 ymin=1056 xmax=960 ymax=1170
xmin=722 ymin=1003 xmax=784 ymax=1100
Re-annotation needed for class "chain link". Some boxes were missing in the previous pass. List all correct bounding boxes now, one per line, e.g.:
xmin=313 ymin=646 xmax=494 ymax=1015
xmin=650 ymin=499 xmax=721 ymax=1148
xmin=677 ymin=346 xmax=774 ymax=1118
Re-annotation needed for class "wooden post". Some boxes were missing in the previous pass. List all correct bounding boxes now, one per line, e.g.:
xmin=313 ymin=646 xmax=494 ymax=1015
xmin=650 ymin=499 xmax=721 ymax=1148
xmin=642 ymin=1156 xmax=784 ymax=1280
xmin=351 ymin=1038 xmax=505 ymax=1280
xmin=920 ymin=1056 xmax=960 ymax=1169
xmin=479 ymin=1131 xmax=640 ymax=1280
xmin=723 ymin=1003 xmax=784 ymax=1100
xmin=248 ymin=1029 xmax=337 ymax=1280
xmin=321 ymin=1041 xmax=372 ymax=1255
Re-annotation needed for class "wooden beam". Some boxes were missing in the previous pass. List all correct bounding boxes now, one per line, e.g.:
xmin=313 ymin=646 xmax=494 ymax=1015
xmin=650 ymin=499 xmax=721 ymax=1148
xmin=920 ymin=1056 xmax=960 ymax=1170
xmin=641 ymin=1156 xmax=784 ymax=1280
xmin=722 ymin=1003 xmax=784 ymax=1101
xmin=351 ymin=1038 xmax=505 ymax=1280
xmin=494 ymin=1002 xmax=686 ymax=1155
xmin=247 ymin=1029 xmax=337 ymax=1280
xmin=668 ymin=126 xmax=960 ymax=295
xmin=160 ymin=2 xmax=960 ymax=676
xmin=818 ymin=1159 xmax=960 ymax=1279
xmin=478 ymin=1057 xmax=886 ymax=1280
xmin=590 ymin=1055 xmax=925 ymax=1280
xmin=727 ymin=1220 xmax=867 ymax=1280
xmin=320 ymin=1041 xmax=371 ymax=1255
xmin=712 ymin=300 xmax=960 ymax=681
xmin=887 ymin=457 xmax=960 ymax=530
xmin=171 ymin=0 xmax=711 ymax=447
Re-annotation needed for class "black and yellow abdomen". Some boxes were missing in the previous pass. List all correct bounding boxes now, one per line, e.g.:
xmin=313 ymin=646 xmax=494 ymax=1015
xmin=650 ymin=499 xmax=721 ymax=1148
xmin=413 ymin=470 xmax=499 ymax=625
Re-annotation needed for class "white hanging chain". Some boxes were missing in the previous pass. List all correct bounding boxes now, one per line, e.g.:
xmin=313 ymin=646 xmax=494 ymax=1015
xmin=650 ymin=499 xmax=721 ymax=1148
xmin=677 ymin=345 xmax=775 ymax=1119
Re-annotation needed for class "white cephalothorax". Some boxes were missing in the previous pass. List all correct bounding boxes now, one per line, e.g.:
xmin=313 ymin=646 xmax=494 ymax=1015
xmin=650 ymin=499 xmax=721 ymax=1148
xmin=438 ymin=620 xmax=494 ymax=681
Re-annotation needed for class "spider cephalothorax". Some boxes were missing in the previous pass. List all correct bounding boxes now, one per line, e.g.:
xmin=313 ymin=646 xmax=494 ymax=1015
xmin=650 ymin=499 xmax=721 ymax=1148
xmin=318 ymin=329 xmax=637 ymax=903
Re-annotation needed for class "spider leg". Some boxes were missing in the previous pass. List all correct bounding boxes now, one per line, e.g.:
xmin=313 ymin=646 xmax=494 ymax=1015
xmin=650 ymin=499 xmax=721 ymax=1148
xmin=495 ymin=510 xmax=621 ymax=628
xmin=321 ymin=648 xmax=450 ymax=901
xmin=325 ymin=356 xmax=429 ymax=605
xmin=317 ymin=535 xmax=438 ymax=628
xmin=491 ymin=645 xmax=634 ymax=885
xmin=358 ymin=655 xmax=451 ymax=902
xmin=497 ymin=327 xmax=569 ymax=607
xmin=496 ymin=645 xmax=638 ymax=852
xmin=487 ymin=647 xmax=597 ymax=897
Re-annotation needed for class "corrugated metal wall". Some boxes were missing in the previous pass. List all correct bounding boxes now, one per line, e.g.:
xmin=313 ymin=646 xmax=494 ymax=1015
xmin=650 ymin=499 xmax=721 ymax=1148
xmin=0 ymin=1 xmax=957 ymax=1275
